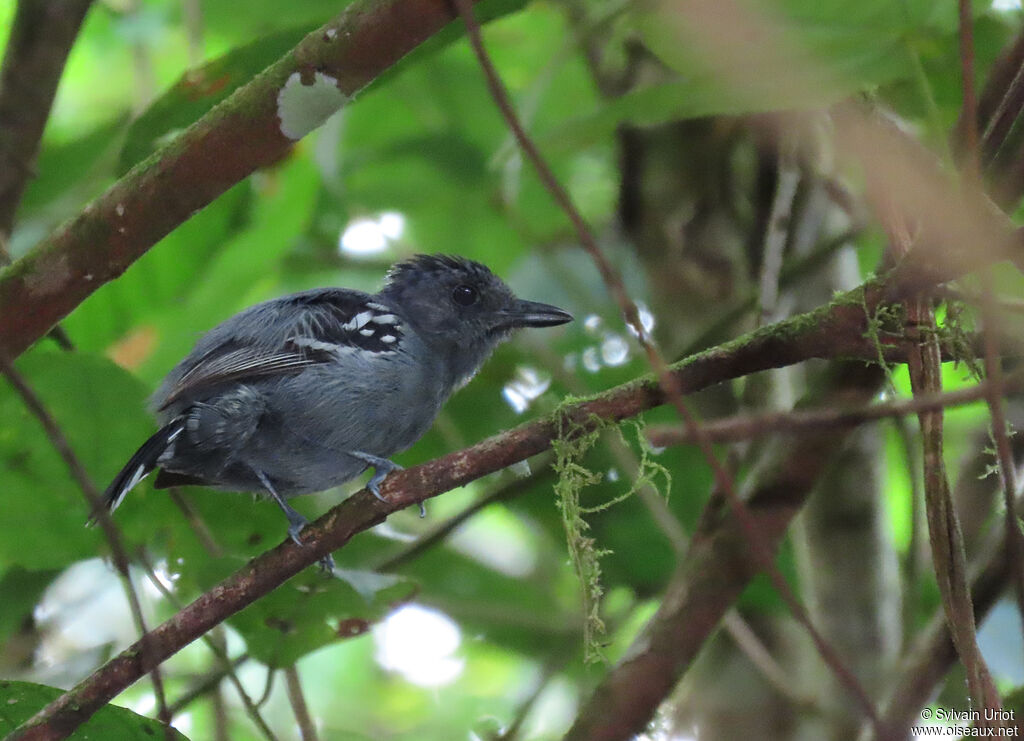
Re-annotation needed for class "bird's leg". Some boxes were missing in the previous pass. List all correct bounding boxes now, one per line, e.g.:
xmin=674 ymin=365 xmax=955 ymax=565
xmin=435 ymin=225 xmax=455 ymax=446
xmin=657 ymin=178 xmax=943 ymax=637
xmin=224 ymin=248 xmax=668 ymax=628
xmin=255 ymin=469 xmax=307 ymax=543
xmin=254 ymin=468 xmax=334 ymax=572
xmin=347 ymin=451 xmax=420 ymax=512
xmin=348 ymin=452 xmax=402 ymax=499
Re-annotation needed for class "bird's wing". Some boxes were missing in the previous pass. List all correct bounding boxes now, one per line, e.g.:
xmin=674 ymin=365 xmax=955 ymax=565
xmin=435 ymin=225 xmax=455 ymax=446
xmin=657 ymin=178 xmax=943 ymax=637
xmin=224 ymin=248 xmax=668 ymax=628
xmin=158 ymin=289 xmax=406 ymax=410
xmin=157 ymin=342 xmax=323 ymax=410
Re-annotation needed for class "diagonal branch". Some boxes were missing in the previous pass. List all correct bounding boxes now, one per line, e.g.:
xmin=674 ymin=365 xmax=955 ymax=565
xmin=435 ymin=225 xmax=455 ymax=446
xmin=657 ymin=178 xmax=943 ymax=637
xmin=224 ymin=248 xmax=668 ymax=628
xmin=646 ymin=372 xmax=1024 ymax=446
xmin=874 ymin=511 xmax=1018 ymax=738
xmin=6 ymin=279 xmax=911 ymax=741
xmin=0 ymin=358 xmax=173 ymax=737
xmin=0 ymin=0 xmax=93 ymax=241
xmin=906 ymin=302 xmax=1001 ymax=721
xmin=0 ymin=0 xmax=487 ymax=361
xmin=452 ymin=0 xmax=886 ymax=729
xmin=564 ymin=362 xmax=888 ymax=741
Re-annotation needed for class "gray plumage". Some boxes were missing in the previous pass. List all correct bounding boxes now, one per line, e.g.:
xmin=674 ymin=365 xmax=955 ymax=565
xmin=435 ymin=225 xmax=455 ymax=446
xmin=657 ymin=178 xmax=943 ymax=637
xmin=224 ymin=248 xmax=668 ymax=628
xmin=99 ymin=254 xmax=571 ymax=548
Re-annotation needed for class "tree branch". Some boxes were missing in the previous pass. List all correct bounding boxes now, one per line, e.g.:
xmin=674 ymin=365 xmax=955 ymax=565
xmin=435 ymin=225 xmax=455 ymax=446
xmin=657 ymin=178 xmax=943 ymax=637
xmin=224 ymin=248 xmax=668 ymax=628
xmin=874 ymin=522 xmax=1015 ymax=738
xmin=646 ymin=373 xmax=1024 ymax=446
xmin=6 ymin=280 xmax=906 ymax=740
xmin=452 ymin=0 xmax=885 ymax=726
xmin=0 ymin=0 xmax=93 ymax=241
xmin=0 ymin=357 xmax=173 ymax=736
xmin=564 ymin=362 xmax=888 ymax=741
xmin=0 ymin=0 xmax=485 ymax=361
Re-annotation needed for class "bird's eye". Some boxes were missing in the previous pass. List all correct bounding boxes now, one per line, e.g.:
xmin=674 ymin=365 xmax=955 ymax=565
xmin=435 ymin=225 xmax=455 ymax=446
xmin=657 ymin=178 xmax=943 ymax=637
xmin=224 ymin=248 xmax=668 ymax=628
xmin=452 ymin=284 xmax=479 ymax=306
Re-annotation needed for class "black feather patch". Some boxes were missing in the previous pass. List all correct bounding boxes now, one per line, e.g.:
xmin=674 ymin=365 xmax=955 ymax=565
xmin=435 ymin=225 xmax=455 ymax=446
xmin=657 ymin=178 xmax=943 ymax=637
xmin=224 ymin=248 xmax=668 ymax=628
xmin=289 ymin=291 xmax=405 ymax=355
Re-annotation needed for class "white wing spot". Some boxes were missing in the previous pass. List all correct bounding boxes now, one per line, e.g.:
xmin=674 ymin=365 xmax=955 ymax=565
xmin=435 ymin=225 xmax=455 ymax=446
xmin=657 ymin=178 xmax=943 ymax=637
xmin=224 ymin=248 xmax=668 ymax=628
xmin=342 ymin=311 xmax=373 ymax=331
xmin=371 ymin=314 xmax=400 ymax=325
xmin=359 ymin=328 xmax=375 ymax=337
xmin=380 ymin=335 xmax=397 ymax=344
xmin=291 ymin=336 xmax=347 ymax=354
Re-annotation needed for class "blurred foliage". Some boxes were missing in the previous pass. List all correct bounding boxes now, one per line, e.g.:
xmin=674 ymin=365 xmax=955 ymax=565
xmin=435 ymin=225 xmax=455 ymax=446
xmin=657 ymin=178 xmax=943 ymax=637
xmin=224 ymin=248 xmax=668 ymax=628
xmin=2 ymin=0 xmax=1024 ymax=739
xmin=0 ymin=680 xmax=188 ymax=740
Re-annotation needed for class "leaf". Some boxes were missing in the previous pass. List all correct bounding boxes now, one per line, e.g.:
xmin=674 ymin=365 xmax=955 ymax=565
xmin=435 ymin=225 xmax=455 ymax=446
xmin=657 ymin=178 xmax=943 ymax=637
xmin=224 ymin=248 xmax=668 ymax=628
xmin=118 ymin=0 xmax=529 ymax=174
xmin=118 ymin=27 xmax=312 ymax=172
xmin=139 ymin=154 xmax=322 ymax=379
xmin=19 ymin=117 xmax=128 ymax=216
xmin=228 ymin=567 xmax=417 ymax=667
xmin=540 ymin=0 xmax=929 ymax=147
xmin=0 ymin=568 xmax=58 ymax=643
xmin=360 ymin=0 xmax=529 ymax=98
xmin=0 ymin=680 xmax=189 ymax=739
xmin=61 ymin=183 xmax=249 ymax=355
xmin=0 ymin=351 xmax=157 ymax=569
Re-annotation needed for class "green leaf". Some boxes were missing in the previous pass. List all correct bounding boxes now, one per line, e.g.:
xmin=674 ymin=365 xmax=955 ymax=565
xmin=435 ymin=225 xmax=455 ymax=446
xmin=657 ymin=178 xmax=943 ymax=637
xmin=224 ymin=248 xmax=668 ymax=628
xmin=62 ymin=182 xmax=249 ymax=355
xmin=0 ymin=352 xmax=155 ymax=569
xmin=19 ymin=117 xmax=128 ymax=216
xmin=118 ymin=27 xmax=312 ymax=172
xmin=0 ymin=568 xmax=58 ymax=656
xmin=228 ymin=567 xmax=417 ymax=667
xmin=139 ymin=154 xmax=322 ymax=380
xmin=119 ymin=0 xmax=529 ymax=174
xmin=360 ymin=0 xmax=529 ymax=98
xmin=541 ymin=0 xmax=975 ymax=152
xmin=0 ymin=680 xmax=189 ymax=739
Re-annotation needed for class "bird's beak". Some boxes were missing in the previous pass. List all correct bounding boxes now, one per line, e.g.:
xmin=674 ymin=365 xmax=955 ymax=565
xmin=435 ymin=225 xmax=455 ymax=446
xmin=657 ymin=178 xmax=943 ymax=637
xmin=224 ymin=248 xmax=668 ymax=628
xmin=504 ymin=299 xmax=574 ymax=329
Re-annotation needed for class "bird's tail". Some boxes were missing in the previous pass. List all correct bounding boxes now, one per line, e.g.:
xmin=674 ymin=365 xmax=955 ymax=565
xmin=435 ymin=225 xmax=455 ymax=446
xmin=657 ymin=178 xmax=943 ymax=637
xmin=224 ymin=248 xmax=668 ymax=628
xmin=88 ymin=418 xmax=185 ymax=524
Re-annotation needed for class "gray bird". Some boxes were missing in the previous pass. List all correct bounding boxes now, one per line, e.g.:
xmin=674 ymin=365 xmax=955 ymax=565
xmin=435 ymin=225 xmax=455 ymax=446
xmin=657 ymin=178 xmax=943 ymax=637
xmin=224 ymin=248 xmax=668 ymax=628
xmin=99 ymin=254 xmax=572 ymax=548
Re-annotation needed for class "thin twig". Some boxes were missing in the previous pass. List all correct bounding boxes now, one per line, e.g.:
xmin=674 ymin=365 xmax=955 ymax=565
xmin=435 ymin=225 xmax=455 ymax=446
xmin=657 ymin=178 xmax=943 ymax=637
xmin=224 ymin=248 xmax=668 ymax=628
xmin=758 ymin=150 xmax=800 ymax=324
xmin=3 ymin=273 xmax=956 ymax=741
xmin=0 ymin=0 xmax=93 ymax=237
xmin=375 ymin=467 xmax=550 ymax=572
xmin=134 ymin=550 xmax=278 ymax=741
xmin=978 ymin=270 xmax=1024 ymax=651
xmin=166 ymin=654 xmax=250 ymax=716
xmin=958 ymin=0 xmax=980 ymax=181
xmin=720 ymin=611 xmax=825 ymax=714
xmin=905 ymin=291 xmax=1001 ymax=721
xmin=647 ymin=373 xmax=1024 ymax=447
xmin=169 ymin=488 xmax=224 ymax=558
xmin=452 ymin=0 xmax=883 ymax=732
xmin=283 ymin=666 xmax=318 ymax=741
xmin=872 ymin=490 xmax=1023 ymax=739
xmin=0 ymin=358 xmax=174 ymax=736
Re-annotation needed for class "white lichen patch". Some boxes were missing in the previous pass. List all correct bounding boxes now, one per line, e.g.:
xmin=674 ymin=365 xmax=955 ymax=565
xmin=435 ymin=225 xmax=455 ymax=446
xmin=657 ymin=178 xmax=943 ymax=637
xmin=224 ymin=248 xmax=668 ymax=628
xmin=276 ymin=71 xmax=348 ymax=141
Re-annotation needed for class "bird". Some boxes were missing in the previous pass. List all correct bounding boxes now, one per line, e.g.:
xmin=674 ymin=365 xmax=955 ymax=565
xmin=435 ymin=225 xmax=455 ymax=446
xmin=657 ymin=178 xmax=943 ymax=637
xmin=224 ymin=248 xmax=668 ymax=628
xmin=96 ymin=254 xmax=572 ymax=554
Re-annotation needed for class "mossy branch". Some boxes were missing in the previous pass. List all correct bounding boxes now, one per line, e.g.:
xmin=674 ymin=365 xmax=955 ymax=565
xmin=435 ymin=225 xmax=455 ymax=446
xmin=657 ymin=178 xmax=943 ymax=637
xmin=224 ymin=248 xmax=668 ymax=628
xmin=0 ymin=0 xmax=488 ymax=362
xmin=9 ymin=280 xmax=909 ymax=740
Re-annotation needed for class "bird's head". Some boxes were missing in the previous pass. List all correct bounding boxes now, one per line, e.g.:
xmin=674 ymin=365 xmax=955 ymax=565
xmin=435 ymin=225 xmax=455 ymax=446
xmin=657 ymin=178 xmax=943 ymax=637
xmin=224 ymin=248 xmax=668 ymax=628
xmin=380 ymin=254 xmax=572 ymax=382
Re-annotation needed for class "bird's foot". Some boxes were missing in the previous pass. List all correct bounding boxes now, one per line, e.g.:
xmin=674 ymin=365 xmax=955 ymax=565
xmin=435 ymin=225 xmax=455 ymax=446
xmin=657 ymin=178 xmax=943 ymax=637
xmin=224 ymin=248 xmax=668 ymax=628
xmin=348 ymin=452 xmax=403 ymax=503
xmin=285 ymin=511 xmax=309 ymax=547
xmin=256 ymin=468 xmax=332 ymax=571
xmin=287 ymin=512 xmax=335 ymax=572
